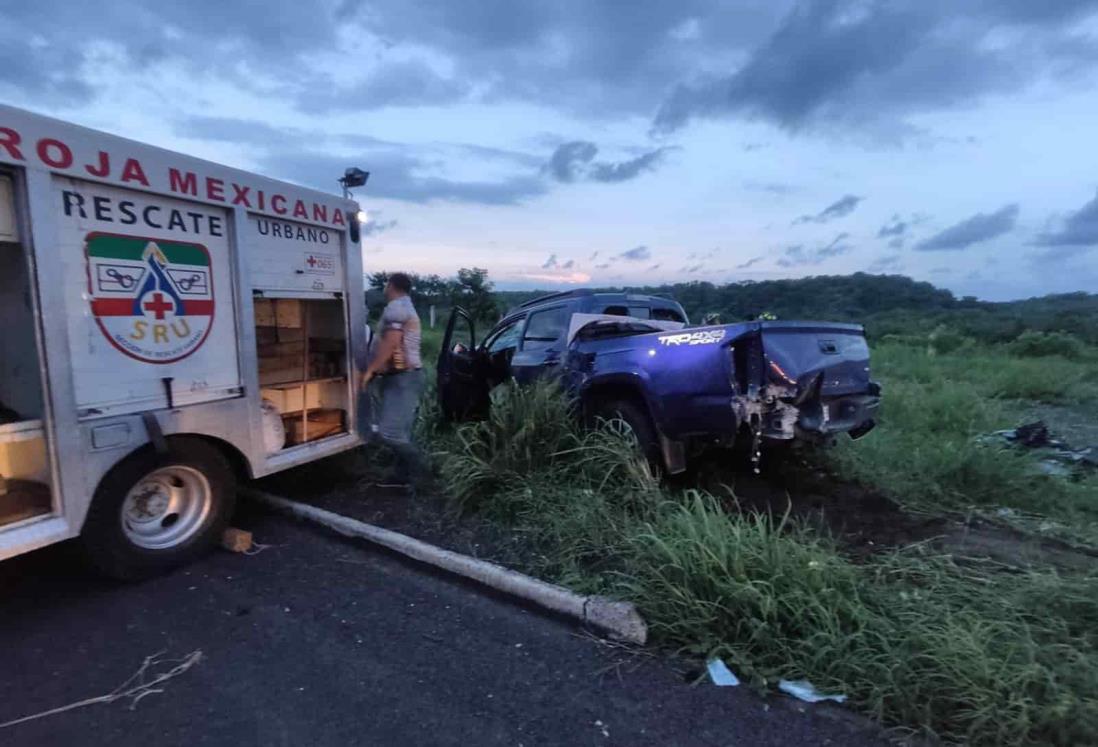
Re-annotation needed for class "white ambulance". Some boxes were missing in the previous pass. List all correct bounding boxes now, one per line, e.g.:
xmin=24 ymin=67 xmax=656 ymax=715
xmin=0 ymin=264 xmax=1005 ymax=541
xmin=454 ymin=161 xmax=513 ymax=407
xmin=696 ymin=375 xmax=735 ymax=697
xmin=0 ymin=104 xmax=369 ymax=577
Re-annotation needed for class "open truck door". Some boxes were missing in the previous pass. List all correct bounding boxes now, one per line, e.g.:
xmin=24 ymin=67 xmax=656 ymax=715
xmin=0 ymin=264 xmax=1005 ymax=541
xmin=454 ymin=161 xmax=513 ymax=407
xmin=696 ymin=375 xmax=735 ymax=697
xmin=437 ymin=307 xmax=489 ymax=421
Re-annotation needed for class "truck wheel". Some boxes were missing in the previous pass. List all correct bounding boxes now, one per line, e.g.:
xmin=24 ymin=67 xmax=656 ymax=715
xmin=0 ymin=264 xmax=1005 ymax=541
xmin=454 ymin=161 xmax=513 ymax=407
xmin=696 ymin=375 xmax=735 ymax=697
xmin=592 ymin=399 xmax=663 ymax=474
xmin=81 ymin=437 xmax=236 ymax=580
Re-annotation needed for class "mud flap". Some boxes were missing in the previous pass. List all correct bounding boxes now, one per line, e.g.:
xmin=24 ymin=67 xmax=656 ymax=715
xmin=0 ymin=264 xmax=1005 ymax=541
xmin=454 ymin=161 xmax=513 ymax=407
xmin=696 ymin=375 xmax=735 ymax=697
xmin=659 ymin=432 xmax=687 ymax=475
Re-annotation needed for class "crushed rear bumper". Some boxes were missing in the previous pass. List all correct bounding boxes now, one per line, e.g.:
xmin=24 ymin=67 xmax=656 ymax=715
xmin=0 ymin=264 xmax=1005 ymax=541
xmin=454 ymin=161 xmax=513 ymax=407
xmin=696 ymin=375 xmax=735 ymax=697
xmin=757 ymin=381 xmax=881 ymax=441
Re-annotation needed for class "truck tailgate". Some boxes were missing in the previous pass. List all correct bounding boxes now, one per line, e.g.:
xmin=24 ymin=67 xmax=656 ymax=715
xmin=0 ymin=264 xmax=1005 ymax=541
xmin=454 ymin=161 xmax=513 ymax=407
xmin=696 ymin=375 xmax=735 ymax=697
xmin=759 ymin=321 xmax=872 ymax=397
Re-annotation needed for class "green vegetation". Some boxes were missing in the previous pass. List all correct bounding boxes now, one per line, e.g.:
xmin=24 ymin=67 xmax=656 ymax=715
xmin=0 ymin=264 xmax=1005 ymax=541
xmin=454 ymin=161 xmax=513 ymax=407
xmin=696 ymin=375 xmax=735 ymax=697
xmin=427 ymin=380 xmax=1098 ymax=746
xmin=495 ymin=274 xmax=1098 ymax=344
xmin=403 ymin=273 xmax=1098 ymax=743
xmin=830 ymin=341 xmax=1098 ymax=544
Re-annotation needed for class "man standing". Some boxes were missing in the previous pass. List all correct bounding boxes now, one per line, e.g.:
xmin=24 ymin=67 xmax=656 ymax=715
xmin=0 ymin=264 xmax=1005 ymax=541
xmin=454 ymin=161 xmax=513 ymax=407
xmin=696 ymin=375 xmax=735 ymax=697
xmin=361 ymin=273 xmax=425 ymax=489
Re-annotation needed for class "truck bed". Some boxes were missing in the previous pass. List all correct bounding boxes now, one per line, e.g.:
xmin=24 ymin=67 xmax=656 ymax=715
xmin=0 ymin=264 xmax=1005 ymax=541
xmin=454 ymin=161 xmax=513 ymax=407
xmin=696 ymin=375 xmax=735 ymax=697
xmin=566 ymin=317 xmax=880 ymax=444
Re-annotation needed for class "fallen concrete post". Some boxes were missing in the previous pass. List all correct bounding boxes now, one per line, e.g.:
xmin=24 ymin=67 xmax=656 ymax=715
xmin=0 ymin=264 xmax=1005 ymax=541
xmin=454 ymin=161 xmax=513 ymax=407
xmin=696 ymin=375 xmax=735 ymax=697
xmin=244 ymin=489 xmax=648 ymax=645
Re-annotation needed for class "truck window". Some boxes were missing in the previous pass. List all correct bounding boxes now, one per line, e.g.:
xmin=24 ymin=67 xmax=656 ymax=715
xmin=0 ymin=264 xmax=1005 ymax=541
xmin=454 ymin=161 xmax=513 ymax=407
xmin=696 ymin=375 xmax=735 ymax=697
xmin=602 ymin=304 xmax=651 ymax=320
xmin=522 ymin=306 xmax=568 ymax=351
xmin=484 ymin=317 xmax=524 ymax=354
xmin=653 ymin=308 xmax=685 ymax=323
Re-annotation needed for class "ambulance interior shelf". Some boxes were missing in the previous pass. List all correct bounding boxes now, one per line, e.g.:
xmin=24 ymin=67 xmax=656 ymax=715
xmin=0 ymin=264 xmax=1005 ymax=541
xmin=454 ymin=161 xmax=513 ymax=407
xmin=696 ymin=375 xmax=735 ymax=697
xmin=0 ymin=174 xmax=54 ymax=526
xmin=254 ymin=296 xmax=349 ymax=449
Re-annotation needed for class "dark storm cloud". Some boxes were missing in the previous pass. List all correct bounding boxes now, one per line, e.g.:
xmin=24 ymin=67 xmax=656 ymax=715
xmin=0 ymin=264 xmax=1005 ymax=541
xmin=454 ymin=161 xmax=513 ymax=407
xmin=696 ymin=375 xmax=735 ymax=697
xmin=777 ymin=233 xmax=852 ymax=267
xmin=653 ymin=0 xmax=1098 ymax=136
xmin=266 ymin=150 xmax=546 ymax=205
xmin=178 ymin=117 xmax=313 ymax=149
xmin=545 ymin=141 xmax=670 ymax=184
xmin=647 ymin=263 xmax=662 ymax=271
xmin=362 ymin=218 xmax=398 ymax=237
xmin=301 ymin=60 xmax=470 ymax=112
xmin=1033 ymin=190 xmax=1098 ymax=247
xmin=736 ymin=256 xmax=764 ymax=269
xmin=877 ymin=216 xmax=907 ymax=239
xmin=562 ymin=259 xmax=575 ymax=269
xmin=868 ymin=254 xmax=903 ymax=272
xmin=542 ymin=254 xmax=559 ymax=269
xmin=7 ymin=0 xmax=1098 ymax=151
xmin=0 ymin=35 xmax=94 ymax=105
xmin=743 ymin=181 xmax=799 ymax=195
xmin=546 ymin=142 xmax=599 ymax=182
xmin=916 ymin=204 xmax=1019 ymax=251
xmin=793 ymin=195 xmax=863 ymax=225
xmin=618 ymin=245 xmax=652 ymax=261
xmin=1 ymin=0 xmax=342 ymax=104
xmin=338 ymin=1 xmax=787 ymax=117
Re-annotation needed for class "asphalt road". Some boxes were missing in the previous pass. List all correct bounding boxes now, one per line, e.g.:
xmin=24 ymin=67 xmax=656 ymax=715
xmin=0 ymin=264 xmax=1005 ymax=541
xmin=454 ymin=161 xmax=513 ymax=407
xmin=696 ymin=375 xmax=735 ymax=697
xmin=0 ymin=508 xmax=884 ymax=746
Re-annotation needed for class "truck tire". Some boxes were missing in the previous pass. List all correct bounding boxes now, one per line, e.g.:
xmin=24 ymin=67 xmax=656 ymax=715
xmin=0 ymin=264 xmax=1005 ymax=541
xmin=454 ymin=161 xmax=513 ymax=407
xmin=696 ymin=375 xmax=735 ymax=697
xmin=592 ymin=398 xmax=663 ymax=474
xmin=81 ymin=437 xmax=236 ymax=580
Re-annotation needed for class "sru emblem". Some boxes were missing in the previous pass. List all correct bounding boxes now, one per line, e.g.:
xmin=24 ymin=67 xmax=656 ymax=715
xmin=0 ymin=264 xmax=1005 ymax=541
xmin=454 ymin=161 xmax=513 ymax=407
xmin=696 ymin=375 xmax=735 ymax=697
xmin=86 ymin=232 xmax=215 ymax=364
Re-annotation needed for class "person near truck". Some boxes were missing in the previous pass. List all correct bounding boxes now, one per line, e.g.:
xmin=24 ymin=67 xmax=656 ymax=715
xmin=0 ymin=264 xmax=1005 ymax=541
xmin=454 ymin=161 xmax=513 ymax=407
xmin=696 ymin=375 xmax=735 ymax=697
xmin=360 ymin=273 xmax=426 ymax=488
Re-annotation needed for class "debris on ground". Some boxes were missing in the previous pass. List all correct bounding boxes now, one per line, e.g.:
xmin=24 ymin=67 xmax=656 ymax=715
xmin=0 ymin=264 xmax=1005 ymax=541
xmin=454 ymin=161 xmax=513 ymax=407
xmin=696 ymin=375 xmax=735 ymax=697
xmin=982 ymin=420 xmax=1097 ymax=477
xmin=220 ymin=528 xmax=254 ymax=553
xmin=778 ymin=679 xmax=847 ymax=704
xmin=706 ymin=658 xmax=740 ymax=687
xmin=0 ymin=650 xmax=203 ymax=729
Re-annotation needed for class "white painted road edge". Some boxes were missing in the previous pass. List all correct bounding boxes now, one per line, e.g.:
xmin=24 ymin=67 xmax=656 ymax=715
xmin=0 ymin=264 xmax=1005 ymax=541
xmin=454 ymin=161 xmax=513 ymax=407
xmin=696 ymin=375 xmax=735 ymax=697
xmin=243 ymin=489 xmax=648 ymax=645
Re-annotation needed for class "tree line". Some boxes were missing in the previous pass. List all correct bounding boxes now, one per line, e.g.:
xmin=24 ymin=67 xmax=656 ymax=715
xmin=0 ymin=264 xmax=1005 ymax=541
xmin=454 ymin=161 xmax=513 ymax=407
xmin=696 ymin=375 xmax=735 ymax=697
xmin=370 ymin=269 xmax=1098 ymax=344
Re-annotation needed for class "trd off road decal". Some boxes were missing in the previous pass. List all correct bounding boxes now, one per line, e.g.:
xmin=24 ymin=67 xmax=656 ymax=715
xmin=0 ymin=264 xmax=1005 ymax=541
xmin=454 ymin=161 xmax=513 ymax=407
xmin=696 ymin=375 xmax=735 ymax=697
xmin=658 ymin=329 xmax=726 ymax=346
xmin=86 ymin=233 xmax=214 ymax=363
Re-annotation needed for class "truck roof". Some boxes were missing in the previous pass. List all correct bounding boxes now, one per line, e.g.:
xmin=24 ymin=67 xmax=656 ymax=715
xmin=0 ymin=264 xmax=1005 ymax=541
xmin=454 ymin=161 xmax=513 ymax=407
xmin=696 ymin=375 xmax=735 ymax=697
xmin=504 ymin=288 xmax=686 ymax=320
xmin=0 ymin=103 xmax=359 ymax=231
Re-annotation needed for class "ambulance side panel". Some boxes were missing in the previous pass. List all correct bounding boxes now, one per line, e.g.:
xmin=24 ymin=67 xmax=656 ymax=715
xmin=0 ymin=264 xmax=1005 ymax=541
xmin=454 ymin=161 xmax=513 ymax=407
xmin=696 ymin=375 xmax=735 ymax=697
xmin=56 ymin=178 xmax=242 ymax=416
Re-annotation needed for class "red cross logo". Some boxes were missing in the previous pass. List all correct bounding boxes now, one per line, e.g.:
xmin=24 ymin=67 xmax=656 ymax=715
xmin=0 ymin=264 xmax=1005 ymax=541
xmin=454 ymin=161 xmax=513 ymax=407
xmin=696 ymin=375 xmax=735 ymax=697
xmin=143 ymin=292 xmax=175 ymax=320
xmin=307 ymin=255 xmax=317 ymax=267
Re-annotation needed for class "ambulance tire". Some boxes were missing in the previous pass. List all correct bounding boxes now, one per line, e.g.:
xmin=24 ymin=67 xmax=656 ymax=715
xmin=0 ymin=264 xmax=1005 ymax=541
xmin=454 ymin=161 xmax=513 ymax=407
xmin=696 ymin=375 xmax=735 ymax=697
xmin=81 ymin=437 xmax=236 ymax=581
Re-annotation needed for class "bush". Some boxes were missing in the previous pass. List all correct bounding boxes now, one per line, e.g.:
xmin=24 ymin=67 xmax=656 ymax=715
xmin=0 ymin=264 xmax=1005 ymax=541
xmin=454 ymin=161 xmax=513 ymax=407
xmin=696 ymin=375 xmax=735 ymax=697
xmin=1008 ymin=330 xmax=1088 ymax=361
xmin=927 ymin=325 xmax=969 ymax=356
xmin=438 ymin=379 xmax=656 ymax=515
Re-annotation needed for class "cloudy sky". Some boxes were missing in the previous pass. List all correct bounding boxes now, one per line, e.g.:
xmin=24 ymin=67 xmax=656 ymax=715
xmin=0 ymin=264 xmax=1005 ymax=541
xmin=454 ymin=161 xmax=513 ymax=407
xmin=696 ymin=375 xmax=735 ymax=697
xmin=3 ymin=0 xmax=1098 ymax=300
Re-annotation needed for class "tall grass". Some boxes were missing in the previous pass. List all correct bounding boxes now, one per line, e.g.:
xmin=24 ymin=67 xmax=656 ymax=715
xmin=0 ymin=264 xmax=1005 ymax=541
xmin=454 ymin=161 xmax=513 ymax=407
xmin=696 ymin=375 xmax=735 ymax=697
xmin=831 ymin=342 xmax=1098 ymax=542
xmin=618 ymin=494 xmax=1098 ymax=745
xmin=427 ymin=382 xmax=1098 ymax=745
xmin=439 ymin=380 xmax=656 ymax=516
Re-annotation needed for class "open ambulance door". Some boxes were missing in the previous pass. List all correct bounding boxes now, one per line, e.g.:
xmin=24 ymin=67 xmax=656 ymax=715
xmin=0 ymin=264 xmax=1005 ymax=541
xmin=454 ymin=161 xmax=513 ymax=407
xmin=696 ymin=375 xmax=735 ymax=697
xmin=437 ymin=307 xmax=489 ymax=421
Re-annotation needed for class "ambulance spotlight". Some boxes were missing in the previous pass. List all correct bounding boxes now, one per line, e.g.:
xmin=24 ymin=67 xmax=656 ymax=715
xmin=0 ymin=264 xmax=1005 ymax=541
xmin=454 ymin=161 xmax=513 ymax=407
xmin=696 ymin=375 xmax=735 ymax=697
xmin=338 ymin=167 xmax=369 ymax=195
xmin=356 ymin=210 xmax=368 ymax=224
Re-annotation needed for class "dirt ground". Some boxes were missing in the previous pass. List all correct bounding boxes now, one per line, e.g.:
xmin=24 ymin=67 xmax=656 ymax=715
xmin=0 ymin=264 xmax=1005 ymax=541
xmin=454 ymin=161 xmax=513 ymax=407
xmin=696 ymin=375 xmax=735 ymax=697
xmin=690 ymin=449 xmax=1097 ymax=572
xmin=259 ymin=445 xmax=1096 ymax=576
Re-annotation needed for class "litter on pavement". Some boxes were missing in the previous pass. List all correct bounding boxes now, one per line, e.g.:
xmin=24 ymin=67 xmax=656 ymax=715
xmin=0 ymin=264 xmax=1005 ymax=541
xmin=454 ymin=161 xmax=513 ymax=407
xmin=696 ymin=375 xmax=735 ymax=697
xmin=706 ymin=658 xmax=741 ymax=687
xmin=778 ymin=679 xmax=847 ymax=704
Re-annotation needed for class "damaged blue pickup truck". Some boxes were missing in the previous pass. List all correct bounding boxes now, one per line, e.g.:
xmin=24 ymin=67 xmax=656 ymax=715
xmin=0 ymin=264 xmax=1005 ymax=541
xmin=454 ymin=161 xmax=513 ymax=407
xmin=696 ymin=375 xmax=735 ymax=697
xmin=438 ymin=289 xmax=880 ymax=474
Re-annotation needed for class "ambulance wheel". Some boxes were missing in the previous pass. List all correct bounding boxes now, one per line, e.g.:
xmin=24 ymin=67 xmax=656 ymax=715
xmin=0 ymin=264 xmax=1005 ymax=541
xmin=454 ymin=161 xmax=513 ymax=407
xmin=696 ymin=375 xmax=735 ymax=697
xmin=82 ymin=437 xmax=236 ymax=580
